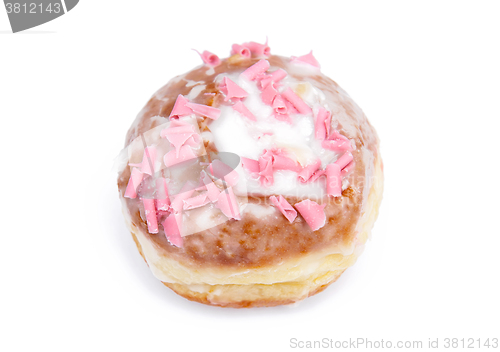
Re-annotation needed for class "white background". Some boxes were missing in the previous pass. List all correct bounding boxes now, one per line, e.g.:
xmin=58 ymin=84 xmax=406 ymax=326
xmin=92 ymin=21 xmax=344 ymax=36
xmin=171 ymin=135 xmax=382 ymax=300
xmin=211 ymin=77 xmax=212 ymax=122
xmin=1 ymin=1 xmax=499 ymax=351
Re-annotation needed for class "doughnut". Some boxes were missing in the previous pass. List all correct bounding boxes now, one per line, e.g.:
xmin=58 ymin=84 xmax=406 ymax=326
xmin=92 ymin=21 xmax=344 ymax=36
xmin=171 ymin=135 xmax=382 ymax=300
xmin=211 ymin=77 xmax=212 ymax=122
xmin=116 ymin=40 xmax=383 ymax=308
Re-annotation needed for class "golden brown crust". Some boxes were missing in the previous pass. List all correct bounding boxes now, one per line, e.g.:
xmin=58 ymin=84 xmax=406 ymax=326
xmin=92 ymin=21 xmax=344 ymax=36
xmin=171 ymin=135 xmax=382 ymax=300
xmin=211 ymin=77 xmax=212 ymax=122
xmin=161 ymin=273 xmax=343 ymax=308
xmin=131 ymin=225 xmax=346 ymax=308
xmin=125 ymin=154 xmax=383 ymax=307
xmin=117 ymin=55 xmax=380 ymax=271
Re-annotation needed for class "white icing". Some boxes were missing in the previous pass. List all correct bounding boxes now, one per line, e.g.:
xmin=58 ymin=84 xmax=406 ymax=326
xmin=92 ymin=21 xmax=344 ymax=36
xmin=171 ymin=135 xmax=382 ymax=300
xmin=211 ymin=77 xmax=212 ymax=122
xmin=150 ymin=115 xmax=167 ymax=125
xmin=168 ymin=74 xmax=184 ymax=85
xmin=205 ymin=67 xmax=215 ymax=76
xmin=289 ymin=81 xmax=326 ymax=108
xmin=342 ymin=178 xmax=350 ymax=191
xmin=290 ymin=60 xmax=322 ymax=73
xmin=208 ymin=69 xmax=343 ymax=198
xmin=185 ymin=80 xmax=203 ymax=87
xmin=245 ymin=170 xmax=327 ymax=199
xmin=182 ymin=203 xmax=228 ymax=237
xmin=200 ymin=131 xmax=214 ymax=144
xmin=240 ymin=203 xmax=276 ymax=218
xmin=210 ymin=105 xmax=261 ymax=159
xmin=186 ymin=84 xmax=206 ymax=100
xmin=112 ymin=147 xmax=129 ymax=174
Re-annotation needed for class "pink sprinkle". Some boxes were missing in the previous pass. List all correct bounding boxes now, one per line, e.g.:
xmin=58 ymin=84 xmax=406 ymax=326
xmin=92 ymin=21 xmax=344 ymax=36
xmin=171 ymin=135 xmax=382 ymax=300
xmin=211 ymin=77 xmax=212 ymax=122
xmin=232 ymin=101 xmax=257 ymax=121
xmin=201 ymin=173 xmax=221 ymax=202
xmin=124 ymin=167 xmax=144 ymax=199
xmin=207 ymin=160 xmax=239 ymax=187
xmin=169 ymin=95 xmax=193 ymax=119
xmin=298 ymin=159 xmax=322 ymax=183
xmin=335 ymin=152 xmax=354 ymax=170
xmin=163 ymin=145 xmax=196 ymax=168
xmin=170 ymin=119 xmax=190 ymax=128
xmin=269 ymin=69 xmax=287 ymax=82
xmin=220 ymin=77 xmax=248 ymax=101
xmin=183 ymin=194 xmax=211 ymax=210
xmin=342 ymin=161 xmax=355 ymax=175
xmin=184 ymin=134 xmax=201 ymax=148
xmin=284 ymin=99 xmax=299 ymax=115
xmin=129 ymin=146 xmax=157 ymax=176
xmin=258 ymin=76 xmax=273 ymax=90
xmin=254 ymin=73 xmax=268 ymax=82
xmin=241 ymin=157 xmax=260 ymax=176
xmin=243 ymin=40 xmax=271 ymax=57
xmin=269 ymin=195 xmax=297 ymax=223
xmin=282 ymin=88 xmax=312 ymax=115
xmin=223 ymin=169 xmax=240 ymax=188
xmin=315 ymin=108 xmax=331 ymax=140
xmin=162 ymin=125 xmax=195 ymax=135
xmin=231 ymin=44 xmax=251 ymax=58
xmin=322 ymin=139 xmax=351 ymax=152
xmin=322 ymin=129 xmax=351 ymax=152
xmin=259 ymin=149 xmax=274 ymax=186
xmin=272 ymin=94 xmax=287 ymax=115
xmin=326 ymin=164 xmax=342 ymax=197
xmin=170 ymin=182 xmax=195 ymax=213
xmin=195 ymin=50 xmax=220 ymax=67
xmin=155 ymin=177 xmax=170 ymax=211
xmin=329 ymin=130 xmax=350 ymax=142
xmin=256 ymin=69 xmax=285 ymax=90
xmin=202 ymin=182 xmax=221 ymax=203
xmin=241 ymin=59 xmax=270 ymax=81
xmin=218 ymin=79 xmax=227 ymax=95
xmin=163 ymin=213 xmax=183 ymax=247
xmin=142 ymin=198 xmax=158 ymax=234
xmin=272 ymin=95 xmax=292 ymax=123
xmin=273 ymin=112 xmax=292 ymax=124
xmin=294 ymin=199 xmax=326 ymax=231
xmin=204 ymin=92 xmax=216 ymax=96
xmin=309 ymin=169 xmax=326 ymax=183
xmin=261 ymin=83 xmax=278 ymax=106
xmin=161 ymin=125 xmax=198 ymax=158
xmin=272 ymin=154 xmax=300 ymax=172
xmin=162 ymin=126 xmax=201 ymax=150
xmin=290 ymin=51 xmax=320 ymax=68
xmin=185 ymin=102 xmax=221 ymax=120
xmin=217 ymin=187 xmax=241 ymax=220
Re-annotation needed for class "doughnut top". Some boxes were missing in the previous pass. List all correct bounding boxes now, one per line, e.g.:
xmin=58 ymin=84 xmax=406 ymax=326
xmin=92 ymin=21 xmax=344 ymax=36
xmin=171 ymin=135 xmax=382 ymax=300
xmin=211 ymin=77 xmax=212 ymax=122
xmin=117 ymin=42 xmax=380 ymax=268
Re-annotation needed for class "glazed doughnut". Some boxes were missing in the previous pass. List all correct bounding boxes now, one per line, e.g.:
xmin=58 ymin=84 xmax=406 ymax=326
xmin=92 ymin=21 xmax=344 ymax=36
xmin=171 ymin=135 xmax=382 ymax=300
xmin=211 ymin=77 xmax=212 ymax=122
xmin=116 ymin=41 xmax=383 ymax=308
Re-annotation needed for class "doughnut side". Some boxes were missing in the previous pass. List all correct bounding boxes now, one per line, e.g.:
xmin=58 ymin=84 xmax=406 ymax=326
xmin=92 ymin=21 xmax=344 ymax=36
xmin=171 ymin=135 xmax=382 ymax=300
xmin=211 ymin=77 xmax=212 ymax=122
xmin=123 ymin=151 xmax=383 ymax=307
xmin=117 ymin=53 xmax=383 ymax=307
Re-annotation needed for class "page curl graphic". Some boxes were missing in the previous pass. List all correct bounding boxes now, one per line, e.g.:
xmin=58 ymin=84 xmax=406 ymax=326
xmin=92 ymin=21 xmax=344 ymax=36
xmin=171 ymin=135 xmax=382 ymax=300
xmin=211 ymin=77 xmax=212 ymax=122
xmin=4 ymin=0 xmax=79 ymax=33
